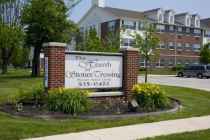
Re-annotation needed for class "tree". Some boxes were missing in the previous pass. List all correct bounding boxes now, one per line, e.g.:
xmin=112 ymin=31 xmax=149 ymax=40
xmin=21 ymin=0 xmax=77 ymax=77
xmin=102 ymin=31 xmax=120 ymax=52
xmin=133 ymin=23 xmax=160 ymax=83
xmin=11 ymin=46 xmax=30 ymax=68
xmin=76 ymin=29 xmax=120 ymax=52
xmin=0 ymin=23 xmax=24 ymax=74
xmin=76 ymin=28 xmax=103 ymax=52
xmin=0 ymin=0 xmax=25 ymax=74
xmin=200 ymin=43 xmax=210 ymax=64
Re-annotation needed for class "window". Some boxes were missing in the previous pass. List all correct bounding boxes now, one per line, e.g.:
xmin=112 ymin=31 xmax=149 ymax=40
xmin=177 ymin=43 xmax=182 ymax=50
xmin=168 ymin=42 xmax=175 ymax=50
xmin=168 ymin=59 xmax=174 ymax=66
xmin=89 ymin=25 xmax=96 ymax=30
xmin=196 ymin=19 xmax=200 ymax=27
xmin=186 ymin=28 xmax=190 ymax=33
xmin=122 ymin=20 xmax=136 ymax=30
xmin=169 ymin=25 xmax=174 ymax=31
xmin=186 ymin=17 xmax=191 ymax=26
xmin=121 ymin=38 xmax=135 ymax=47
xmin=192 ymin=44 xmax=201 ymax=52
xmin=178 ymin=27 xmax=182 ymax=32
xmin=194 ymin=29 xmax=201 ymax=35
xmin=108 ymin=21 xmax=116 ymax=31
xmin=185 ymin=43 xmax=191 ymax=51
xmin=207 ymin=66 xmax=210 ymax=70
xmin=158 ymin=14 xmax=163 ymax=23
xmin=159 ymin=42 xmax=166 ymax=49
xmin=138 ymin=21 xmax=145 ymax=30
xmin=160 ymin=59 xmax=166 ymax=66
xmin=80 ymin=27 xmax=84 ymax=33
xmin=170 ymin=15 xmax=174 ymax=24
xmin=156 ymin=24 xmax=165 ymax=32
xmin=205 ymin=30 xmax=210 ymax=37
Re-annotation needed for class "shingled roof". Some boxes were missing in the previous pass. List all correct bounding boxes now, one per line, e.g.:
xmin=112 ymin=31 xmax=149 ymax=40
xmin=201 ymin=18 xmax=210 ymax=28
xmin=102 ymin=7 xmax=145 ymax=19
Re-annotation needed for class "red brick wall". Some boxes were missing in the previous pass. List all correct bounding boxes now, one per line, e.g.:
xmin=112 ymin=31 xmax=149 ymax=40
xmin=44 ymin=45 xmax=65 ymax=89
xmin=157 ymin=32 xmax=201 ymax=44
xmin=121 ymin=48 xmax=139 ymax=100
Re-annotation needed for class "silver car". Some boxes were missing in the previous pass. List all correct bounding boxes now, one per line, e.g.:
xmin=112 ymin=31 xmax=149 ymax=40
xmin=177 ymin=64 xmax=210 ymax=78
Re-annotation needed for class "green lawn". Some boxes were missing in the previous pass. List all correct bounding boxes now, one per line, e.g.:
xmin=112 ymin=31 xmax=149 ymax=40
xmin=1 ymin=69 xmax=210 ymax=140
xmin=143 ymin=129 xmax=210 ymax=140
xmin=139 ymin=68 xmax=177 ymax=75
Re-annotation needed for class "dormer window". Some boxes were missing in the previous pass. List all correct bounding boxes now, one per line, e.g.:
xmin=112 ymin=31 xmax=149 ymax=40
xmin=169 ymin=15 xmax=174 ymax=24
xmin=196 ymin=19 xmax=200 ymax=27
xmin=158 ymin=14 xmax=163 ymax=23
xmin=186 ymin=17 xmax=191 ymax=26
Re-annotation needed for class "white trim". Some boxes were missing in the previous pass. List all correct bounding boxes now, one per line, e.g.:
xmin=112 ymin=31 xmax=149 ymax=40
xmin=78 ymin=6 xmax=96 ymax=25
xmin=120 ymin=47 xmax=139 ymax=52
xmin=43 ymin=42 xmax=67 ymax=47
xmin=67 ymin=51 xmax=123 ymax=56
xmin=88 ymin=92 xmax=124 ymax=97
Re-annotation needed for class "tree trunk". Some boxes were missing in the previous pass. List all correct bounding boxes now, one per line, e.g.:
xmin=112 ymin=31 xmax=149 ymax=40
xmin=1 ymin=48 xmax=8 ymax=74
xmin=145 ymin=58 xmax=148 ymax=83
xmin=31 ymin=47 xmax=41 ymax=77
xmin=2 ymin=58 xmax=8 ymax=74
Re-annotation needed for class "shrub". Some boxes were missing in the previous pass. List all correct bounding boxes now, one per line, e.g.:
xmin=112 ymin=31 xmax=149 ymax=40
xmin=132 ymin=84 xmax=170 ymax=111
xmin=48 ymin=88 xmax=90 ymax=115
xmin=7 ymin=86 xmax=45 ymax=105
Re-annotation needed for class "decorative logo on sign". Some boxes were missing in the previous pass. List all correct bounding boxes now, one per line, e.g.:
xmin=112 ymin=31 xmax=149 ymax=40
xmin=76 ymin=56 xmax=111 ymax=71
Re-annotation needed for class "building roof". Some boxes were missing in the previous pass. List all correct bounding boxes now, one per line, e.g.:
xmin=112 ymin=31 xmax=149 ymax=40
xmin=102 ymin=7 xmax=145 ymax=19
xmin=143 ymin=8 xmax=162 ymax=13
xmin=201 ymin=18 xmax=210 ymax=28
xmin=165 ymin=9 xmax=175 ymax=14
xmin=175 ymin=12 xmax=190 ymax=17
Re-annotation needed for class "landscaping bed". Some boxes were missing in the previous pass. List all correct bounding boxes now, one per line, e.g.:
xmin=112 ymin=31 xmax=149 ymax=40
xmin=0 ymin=97 xmax=180 ymax=120
xmin=1 ymin=80 xmax=177 ymax=120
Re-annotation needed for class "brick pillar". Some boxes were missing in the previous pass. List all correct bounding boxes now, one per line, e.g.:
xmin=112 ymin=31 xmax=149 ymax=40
xmin=120 ymin=48 xmax=139 ymax=100
xmin=43 ymin=42 xmax=66 ymax=90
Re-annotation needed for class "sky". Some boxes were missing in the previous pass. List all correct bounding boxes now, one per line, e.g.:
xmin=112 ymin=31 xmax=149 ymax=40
xmin=70 ymin=0 xmax=210 ymax=22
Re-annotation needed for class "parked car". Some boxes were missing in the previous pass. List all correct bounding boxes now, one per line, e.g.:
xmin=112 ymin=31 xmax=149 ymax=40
xmin=177 ymin=64 xmax=210 ymax=78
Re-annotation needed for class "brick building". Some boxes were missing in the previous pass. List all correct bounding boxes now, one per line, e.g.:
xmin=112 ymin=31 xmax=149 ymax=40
xmin=79 ymin=0 xmax=208 ymax=67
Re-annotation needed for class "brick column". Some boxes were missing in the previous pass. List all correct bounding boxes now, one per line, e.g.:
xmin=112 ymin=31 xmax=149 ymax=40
xmin=120 ymin=48 xmax=139 ymax=100
xmin=43 ymin=42 xmax=66 ymax=90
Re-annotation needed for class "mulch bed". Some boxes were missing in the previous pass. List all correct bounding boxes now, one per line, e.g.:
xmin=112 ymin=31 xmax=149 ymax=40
xmin=0 ymin=98 xmax=181 ymax=120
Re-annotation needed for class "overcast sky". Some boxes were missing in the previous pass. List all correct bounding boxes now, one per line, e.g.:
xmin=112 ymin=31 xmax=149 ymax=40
xmin=70 ymin=0 xmax=210 ymax=22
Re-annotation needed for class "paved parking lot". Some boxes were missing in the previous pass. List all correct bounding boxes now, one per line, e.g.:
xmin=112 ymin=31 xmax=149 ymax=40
xmin=138 ymin=75 xmax=210 ymax=91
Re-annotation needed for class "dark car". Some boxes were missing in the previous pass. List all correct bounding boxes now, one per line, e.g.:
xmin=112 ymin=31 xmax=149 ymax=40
xmin=177 ymin=64 xmax=210 ymax=78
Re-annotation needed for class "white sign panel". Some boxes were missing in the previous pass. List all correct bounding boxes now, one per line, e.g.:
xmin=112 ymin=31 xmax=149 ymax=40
xmin=65 ymin=53 xmax=123 ymax=89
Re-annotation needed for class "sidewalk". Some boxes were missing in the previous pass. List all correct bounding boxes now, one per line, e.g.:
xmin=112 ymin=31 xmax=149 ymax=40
xmin=27 ymin=115 xmax=210 ymax=140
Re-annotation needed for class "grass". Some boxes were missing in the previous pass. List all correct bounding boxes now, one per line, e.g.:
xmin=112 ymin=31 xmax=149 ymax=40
xmin=139 ymin=68 xmax=177 ymax=75
xmin=0 ymin=69 xmax=210 ymax=140
xmin=143 ymin=129 xmax=210 ymax=140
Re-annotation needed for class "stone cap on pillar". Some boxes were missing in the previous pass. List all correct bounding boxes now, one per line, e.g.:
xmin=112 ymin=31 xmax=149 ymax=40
xmin=120 ymin=47 xmax=139 ymax=52
xmin=43 ymin=42 xmax=67 ymax=47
